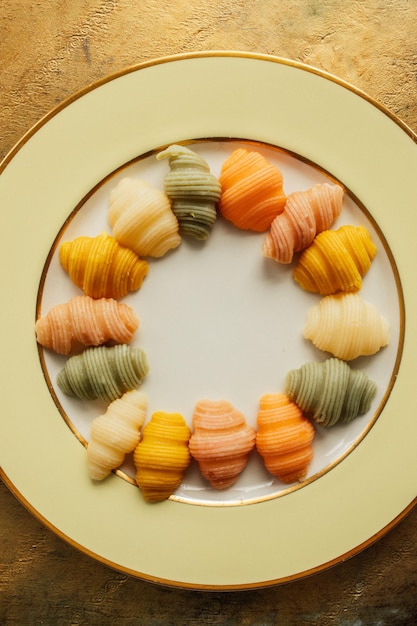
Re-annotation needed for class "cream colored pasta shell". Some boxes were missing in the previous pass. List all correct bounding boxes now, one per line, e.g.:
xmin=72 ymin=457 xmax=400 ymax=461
xmin=108 ymin=177 xmax=181 ymax=257
xmin=87 ymin=390 xmax=147 ymax=480
xmin=303 ymin=293 xmax=390 ymax=360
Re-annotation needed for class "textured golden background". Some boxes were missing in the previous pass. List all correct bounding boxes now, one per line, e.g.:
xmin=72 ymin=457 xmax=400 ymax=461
xmin=1 ymin=1 xmax=417 ymax=624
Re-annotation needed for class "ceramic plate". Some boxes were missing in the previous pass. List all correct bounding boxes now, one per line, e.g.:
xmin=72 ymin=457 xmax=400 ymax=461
xmin=1 ymin=52 xmax=416 ymax=589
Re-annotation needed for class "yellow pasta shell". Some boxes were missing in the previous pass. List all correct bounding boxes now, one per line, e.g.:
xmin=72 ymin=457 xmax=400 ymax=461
xmin=59 ymin=231 xmax=148 ymax=299
xmin=293 ymin=225 xmax=377 ymax=295
xmin=134 ymin=411 xmax=191 ymax=502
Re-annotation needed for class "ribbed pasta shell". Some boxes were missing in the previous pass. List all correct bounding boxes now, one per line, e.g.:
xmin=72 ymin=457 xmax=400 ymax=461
xmin=134 ymin=411 xmax=191 ymax=502
xmin=218 ymin=148 xmax=286 ymax=232
xmin=188 ymin=399 xmax=256 ymax=489
xmin=156 ymin=144 xmax=222 ymax=240
xmin=285 ymin=357 xmax=377 ymax=427
xmin=87 ymin=390 xmax=147 ymax=480
xmin=59 ymin=231 xmax=148 ymax=299
xmin=57 ymin=344 xmax=149 ymax=402
xmin=303 ymin=293 xmax=390 ymax=360
xmin=293 ymin=225 xmax=377 ymax=295
xmin=262 ymin=182 xmax=344 ymax=263
xmin=256 ymin=393 xmax=315 ymax=483
xmin=35 ymin=295 xmax=139 ymax=355
xmin=108 ymin=178 xmax=181 ymax=257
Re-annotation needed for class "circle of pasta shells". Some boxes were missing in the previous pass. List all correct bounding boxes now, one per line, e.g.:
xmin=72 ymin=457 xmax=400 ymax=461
xmin=36 ymin=143 xmax=387 ymax=503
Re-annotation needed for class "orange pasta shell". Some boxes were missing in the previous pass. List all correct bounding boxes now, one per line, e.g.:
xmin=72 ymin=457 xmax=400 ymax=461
xmin=219 ymin=149 xmax=286 ymax=232
xmin=256 ymin=393 xmax=315 ymax=484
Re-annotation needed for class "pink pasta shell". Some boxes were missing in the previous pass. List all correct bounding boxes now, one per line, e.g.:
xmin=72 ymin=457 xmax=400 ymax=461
xmin=35 ymin=295 xmax=139 ymax=355
xmin=189 ymin=399 xmax=256 ymax=490
xmin=262 ymin=182 xmax=344 ymax=263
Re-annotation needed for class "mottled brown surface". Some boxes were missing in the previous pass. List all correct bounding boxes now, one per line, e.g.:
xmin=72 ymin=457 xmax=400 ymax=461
xmin=1 ymin=1 xmax=417 ymax=624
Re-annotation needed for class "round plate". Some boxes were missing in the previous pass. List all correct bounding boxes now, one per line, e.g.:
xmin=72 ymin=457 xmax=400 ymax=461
xmin=1 ymin=52 xmax=417 ymax=589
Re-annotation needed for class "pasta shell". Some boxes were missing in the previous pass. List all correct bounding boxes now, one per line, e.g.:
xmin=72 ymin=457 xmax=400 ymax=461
xmin=57 ymin=344 xmax=149 ymax=402
xmin=87 ymin=390 xmax=147 ymax=480
xmin=108 ymin=178 xmax=181 ymax=257
xmin=262 ymin=182 xmax=344 ymax=263
xmin=35 ymin=295 xmax=139 ymax=355
xmin=188 ymin=399 xmax=256 ymax=489
xmin=134 ymin=411 xmax=191 ymax=502
xmin=156 ymin=144 xmax=222 ymax=240
xmin=218 ymin=148 xmax=286 ymax=232
xmin=293 ymin=225 xmax=377 ymax=295
xmin=255 ymin=393 xmax=315 ymax=483
xmin=303 ymin=293 xmax=390 ymax=360
xmin=285 ymin=357 xmax=377 ymax=427
xmin=59 ymin=231 xmax=148 ymax=299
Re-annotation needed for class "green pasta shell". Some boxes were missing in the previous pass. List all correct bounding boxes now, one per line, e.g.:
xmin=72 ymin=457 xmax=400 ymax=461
xmin=284 ymin=357 xmax=377 ymax=426
xmin=57 ymin=344 xmax=149 ymax=402
xmin=157 ymin=144 xmax=222 ymax=240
